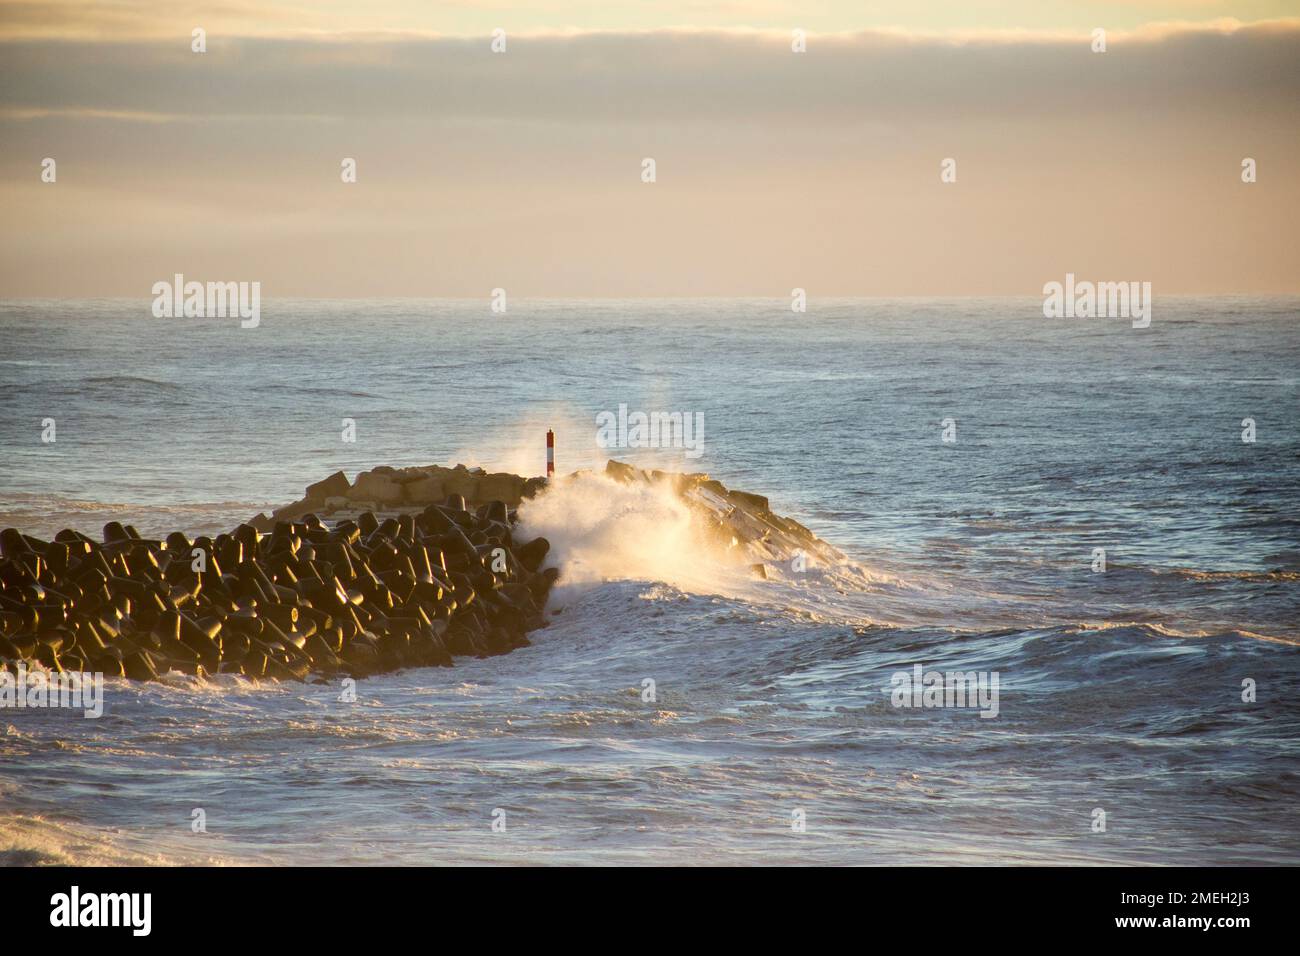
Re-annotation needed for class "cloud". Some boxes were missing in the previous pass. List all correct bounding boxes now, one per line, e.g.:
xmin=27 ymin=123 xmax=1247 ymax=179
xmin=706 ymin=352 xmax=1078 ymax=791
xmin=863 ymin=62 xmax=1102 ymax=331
xmin=0 ymin=20 xmax=1297 ymax=295
xmin=1 ymin=20 xmax=1297 ymax=126
xmin=0 ymin=0 xmax=346 ymax=39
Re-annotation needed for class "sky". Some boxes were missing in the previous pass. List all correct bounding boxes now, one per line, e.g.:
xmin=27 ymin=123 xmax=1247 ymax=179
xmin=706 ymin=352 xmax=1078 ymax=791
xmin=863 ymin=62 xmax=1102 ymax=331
xmin=5 ymin=1 xmax=1300 ymax=38
xmin=2 ymin=2 xmax=1298 ymax=296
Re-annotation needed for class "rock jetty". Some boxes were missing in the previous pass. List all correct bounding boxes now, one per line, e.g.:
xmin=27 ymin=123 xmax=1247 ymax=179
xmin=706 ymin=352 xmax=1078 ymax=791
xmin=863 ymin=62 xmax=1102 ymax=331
xmin=252 ymin=460 xmax=836 ymax=570
xmin=0 ymin=484 xmax=556 ymax=684
xmin=0 ymin=460 xmax=833 ymax=685
xmin=247 ymin=463 xmax=549 ymax=530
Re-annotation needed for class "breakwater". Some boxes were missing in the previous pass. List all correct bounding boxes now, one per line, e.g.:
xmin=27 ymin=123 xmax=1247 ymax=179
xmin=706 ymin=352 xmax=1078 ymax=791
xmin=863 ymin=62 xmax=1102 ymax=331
xmin=0 ymin=461 xmax=831 ymax=684
xmin=0 ymin=474 xmax=556 ymax=683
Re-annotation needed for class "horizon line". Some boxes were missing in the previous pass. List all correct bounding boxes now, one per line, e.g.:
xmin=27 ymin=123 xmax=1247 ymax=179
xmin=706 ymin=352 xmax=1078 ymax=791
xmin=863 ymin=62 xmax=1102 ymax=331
xmin=6 ymin=292 xmax=1299 ymax=303
xmin=5 ymin=17 xmax=1300 ymax=45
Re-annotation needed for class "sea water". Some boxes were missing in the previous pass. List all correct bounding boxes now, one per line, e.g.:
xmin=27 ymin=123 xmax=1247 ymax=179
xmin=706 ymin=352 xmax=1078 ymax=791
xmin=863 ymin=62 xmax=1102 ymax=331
xmin=0 ymin=297 xmax=1296 ymax=864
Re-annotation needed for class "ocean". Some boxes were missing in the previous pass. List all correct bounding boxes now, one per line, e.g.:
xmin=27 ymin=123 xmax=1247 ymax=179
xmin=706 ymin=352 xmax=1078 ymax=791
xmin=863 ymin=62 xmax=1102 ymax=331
xmin=1 ymin=296 xmax=1297 ymax=865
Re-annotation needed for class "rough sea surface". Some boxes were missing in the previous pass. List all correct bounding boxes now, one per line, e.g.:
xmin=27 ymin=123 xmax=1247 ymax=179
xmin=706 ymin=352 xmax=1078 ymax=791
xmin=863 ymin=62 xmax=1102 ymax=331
xmin=1 ymin=297 xmax=1297 ymax=865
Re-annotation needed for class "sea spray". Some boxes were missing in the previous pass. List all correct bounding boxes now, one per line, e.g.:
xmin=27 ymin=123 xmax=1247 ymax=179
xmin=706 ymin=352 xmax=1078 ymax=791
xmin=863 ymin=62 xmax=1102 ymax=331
xmin=515 ymin=471 xmax=751 ymax=597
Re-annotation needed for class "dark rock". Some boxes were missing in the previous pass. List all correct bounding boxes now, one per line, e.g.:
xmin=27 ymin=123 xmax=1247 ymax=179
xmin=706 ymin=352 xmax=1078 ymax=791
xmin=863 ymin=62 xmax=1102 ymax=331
xmin=605 ymin=459 xmax=638 ymax=483
xmin=306 ymin=470 xmax=350 ymax=503
xmin=0 ymin=466 xmax=563 ymax=688
xmin=516 ymin=537 xmax=550 ymax=573
xmin=728 ymin=490 xmax=771 ymax=513
xmin=122 ymin=649 xmax=158 ymax=681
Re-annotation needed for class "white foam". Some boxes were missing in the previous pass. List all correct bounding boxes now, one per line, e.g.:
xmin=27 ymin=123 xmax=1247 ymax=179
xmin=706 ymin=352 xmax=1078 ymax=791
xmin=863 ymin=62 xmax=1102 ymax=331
xmin=516 ymin=471 xmax=755 ymax=600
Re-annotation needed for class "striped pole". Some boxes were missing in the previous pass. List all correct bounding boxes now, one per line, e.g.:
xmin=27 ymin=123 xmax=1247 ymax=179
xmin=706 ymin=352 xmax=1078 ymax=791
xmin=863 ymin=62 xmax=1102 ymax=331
xmin=546 ymin=429 xmax=555 ymax=478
